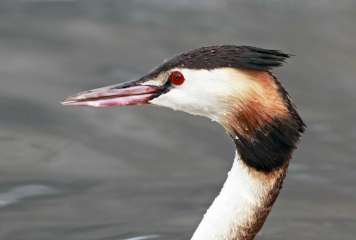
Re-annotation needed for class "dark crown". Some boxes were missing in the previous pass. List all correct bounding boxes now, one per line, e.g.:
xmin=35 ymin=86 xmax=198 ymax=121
xmin=149 ymin=45 xmax=290 ymax=77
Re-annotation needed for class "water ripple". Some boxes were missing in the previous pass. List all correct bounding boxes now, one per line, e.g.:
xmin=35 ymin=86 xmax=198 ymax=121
xmin=120 ymin=235 xmax=160 ymax=240
xmin=0 ymin=184 xmax=58 ymax=208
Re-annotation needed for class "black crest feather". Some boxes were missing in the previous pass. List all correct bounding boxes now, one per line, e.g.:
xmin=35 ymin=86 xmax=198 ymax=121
xmin=149 ymin=45 xmax=290 ymax=76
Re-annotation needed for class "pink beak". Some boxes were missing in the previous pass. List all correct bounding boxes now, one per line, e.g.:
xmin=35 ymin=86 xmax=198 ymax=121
xmin=62 ymin=81 xmax=164 ymax=108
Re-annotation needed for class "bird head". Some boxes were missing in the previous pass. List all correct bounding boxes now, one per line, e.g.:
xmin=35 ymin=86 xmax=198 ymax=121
xmin=63 ymin=45 xmax=305 ymax=171
xmin=63 ymin=46 xmax=292 ymax=128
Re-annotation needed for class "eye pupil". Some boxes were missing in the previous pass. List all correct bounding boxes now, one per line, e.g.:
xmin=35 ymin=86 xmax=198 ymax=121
xmin=169 ymin=71 xmax=185 ymax=85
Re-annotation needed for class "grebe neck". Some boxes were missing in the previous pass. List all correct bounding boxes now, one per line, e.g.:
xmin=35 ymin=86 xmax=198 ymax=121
xmin=191 ymin=152 xmax=288 ymax=240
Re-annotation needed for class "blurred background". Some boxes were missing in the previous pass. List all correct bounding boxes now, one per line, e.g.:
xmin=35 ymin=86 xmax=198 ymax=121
xmin=0 ymin=0 xmax=355 ymax=239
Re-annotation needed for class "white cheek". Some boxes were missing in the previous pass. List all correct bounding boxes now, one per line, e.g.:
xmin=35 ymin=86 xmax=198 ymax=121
xmin=149 ymin=68 xmax=251 ymax=120
xmin=151 ymin=71 xmax=218 ymax=120
xmin=150 ymin=88 xmax=204 ymax=114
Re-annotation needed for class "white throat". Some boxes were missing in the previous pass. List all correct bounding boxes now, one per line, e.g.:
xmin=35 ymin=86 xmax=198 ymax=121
xmin=191 ymin=152 xmax=287 ymax=240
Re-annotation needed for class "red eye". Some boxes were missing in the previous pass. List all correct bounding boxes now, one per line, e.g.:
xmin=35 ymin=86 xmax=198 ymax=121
xmin=169 ymin=71 xmax=185 ymax=85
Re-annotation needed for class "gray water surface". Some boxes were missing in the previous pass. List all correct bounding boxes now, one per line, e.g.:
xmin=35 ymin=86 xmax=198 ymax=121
xmin=0 ymin=1 xmax=356 ymax=239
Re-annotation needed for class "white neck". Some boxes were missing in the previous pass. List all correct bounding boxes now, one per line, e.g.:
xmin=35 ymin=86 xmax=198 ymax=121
xmin=191 ymin=152 xmax=287 ymax=240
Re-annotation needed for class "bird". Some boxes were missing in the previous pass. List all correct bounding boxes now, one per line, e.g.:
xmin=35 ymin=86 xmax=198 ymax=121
xmin=62 ymin=45 xmax=305 ymax=240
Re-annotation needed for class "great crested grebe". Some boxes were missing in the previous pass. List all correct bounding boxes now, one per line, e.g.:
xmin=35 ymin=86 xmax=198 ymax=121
xmin=62 ymin=45 xmax=305 ymax=240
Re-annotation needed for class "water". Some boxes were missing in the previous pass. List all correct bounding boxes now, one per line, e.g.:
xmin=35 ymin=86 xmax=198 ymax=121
xmin=0 ymin=1 xmax=355 ymax=239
